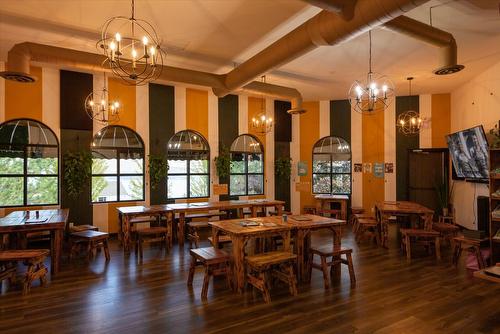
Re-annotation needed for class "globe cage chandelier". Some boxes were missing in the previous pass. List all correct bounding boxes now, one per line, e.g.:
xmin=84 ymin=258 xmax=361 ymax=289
xmin=348 ymin=30 xmax=395 ymax=115
xmin=98 ymin=0 xmax=165 ymax=86
xmin=251 ymin=76 xmax=274 ymax=135
xmin=85 ymin=72 xmax=120 ymax=125
xmin=397 ymin=77 xmax=423 ymax=136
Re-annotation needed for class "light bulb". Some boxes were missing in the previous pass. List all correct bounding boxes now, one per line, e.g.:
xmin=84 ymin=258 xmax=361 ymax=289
xmin=373 ymin=88 xmax=379 ymax=96
xmin=150 ymin=46 xmax=156 ymax=56
xmin=411 ymin=117 xmax=416 ymax=124
xmin=269 ymin=118 xmax=273 ymax=123
xmin=101 ymin=99 xmax=105 ymax=106
xmin=400 ymin=119 xmax=405 ymax=125
xmin=382 ymin=85 xmax=388 ymax=92
xmin=142 ymin=36 xmax=148 ymax=45
xmin=115 ymin=33 xmax=121 ymax=42
xmin=89 ymin=100 xmax=94 ymax=107
xmin=260 ymin=115 xmax=266 ymax=121
xmin=355 ymin=85 xmax=362 ymax=96
xmin=109 ymin=42 xmax=116 ymax=51
xmin=370 ymin=82 xmax=376 ymax=90
xmin=131 ymin=49 xmax=137 ymax=59
xmin=114 ymin=101 xmax=119 ymax=108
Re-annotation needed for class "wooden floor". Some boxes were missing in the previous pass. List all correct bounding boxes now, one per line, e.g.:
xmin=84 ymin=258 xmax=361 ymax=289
xmin=1 ymin=227 xmax=500 ymax=334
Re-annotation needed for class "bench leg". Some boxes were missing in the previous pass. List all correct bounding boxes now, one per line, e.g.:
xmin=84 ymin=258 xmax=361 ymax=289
xmin=405 ymin=234 xmax=412 ymax=263
xmin=225 ymin=261 xmax=233 ymax=291
xmin=187 ymin=256 xmax=196 ymax=286
xmin=435 ymin=237 xmax=441 ymax=261
xmin=103 ymin=239 xmax=111 ymax=261
xmin=346 ymin=252 xmax=356 ymax=285
xmin=320 ymin=255 xmax=330 ymax=289
xmin=201 ymin=265 xmax=210 ymax=299
xmin=261 ymin=271 xmax=271 ymax=303
xmin=287 ymin=263 xmax=297 ymax=296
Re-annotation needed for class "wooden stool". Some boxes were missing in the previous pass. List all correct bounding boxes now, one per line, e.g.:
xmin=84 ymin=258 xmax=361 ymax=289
xmin=352 ymin=213 xmax=375 ymax=234
xmin=349 ymin=207 xmax=365 ymax=225
xmin=245 ymin=251 xmax=297 ymax=303
xmin=136 ymin=226 xmax=169 ymax=259
xmin=433 ymin=222 xmax=460 ymax=247
xmin=452 ymin=236 xmax=488 ymax=269
xmin=187 ymin=247 xmax=232 ymax=299
xmin=355 ymin=218 xmax=379 ymax=244
xmin=0 ymin=250 xmax=49 ymax=295
xmin=208 ymin=235 xmax=232 ymax=248
xmin=69 ymin=224 xmax=98 ymax=233
xmin=309 ymin=246 xmax=356 ymax=289
xmin=70 ymin=230 xmax=110 ymax=262
xmin=187 ymin=221 xmax=209 ymax=249
xmin=400 ymin=229 xmax=441 ymax=263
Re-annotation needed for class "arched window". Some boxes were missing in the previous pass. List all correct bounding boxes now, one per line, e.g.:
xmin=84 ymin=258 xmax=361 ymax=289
xmin=312 ymin=136 xmax=351 ymax=194
xmin=229 ymin=134 xmax=264 ymax=196
xmin=91 ymin=125 xmax=145 ymax=203
xmin=0 ymin=119 xmax=59 ymax=207
xmin=167 ymin=130 xmax=210 ymax=199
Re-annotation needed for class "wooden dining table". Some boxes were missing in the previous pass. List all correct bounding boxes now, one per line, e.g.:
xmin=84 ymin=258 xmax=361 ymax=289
xmin=0 ymin=208 xmax=69 ymax=275
xmin=374 ymin=201 xmax=434 ymax=248
xmin=210 ymin=214 xmax=345 ymax=293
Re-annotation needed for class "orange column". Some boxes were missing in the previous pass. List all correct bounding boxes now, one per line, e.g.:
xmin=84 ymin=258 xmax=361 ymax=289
xmin=5 ymin=66 xmax=43 ymax=121
xmin=108 ymin=77 xmax=136 ymax=130
xmin=431 ymin=93 xmax=451 ymax=148
xmin=186 ymin=88 xmax=208 ymax=138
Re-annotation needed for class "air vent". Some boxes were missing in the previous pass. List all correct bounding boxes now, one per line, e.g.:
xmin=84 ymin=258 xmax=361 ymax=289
xmin=287 ymin=108 xmax=306 ymax=115
xmin=433 ymin=64 xmax=465 ymax=75
xmin=0 ymin=71 xmax=37 ymax=83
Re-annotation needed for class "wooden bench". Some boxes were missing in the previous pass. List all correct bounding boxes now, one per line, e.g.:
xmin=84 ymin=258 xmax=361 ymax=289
xmin=0 ymin=250 xmax=49 ymax=294
xmin=69 ymin=230 xmax=110 ymax=262
xmin=309 ymin=246 xmax=355 ymax=289
xmin=400 ymin=228 xmax=441 ymax=263
xmin=208 ymin=235 xmax=232 ymax=248
xmin=187 ymin=247 xmax=232 ymax=299
xmin=135 ymin=226 xmax=169 ymax=259
xmin=349 ymin=207 xmax=365 ymax=224
xmin=245 ymin=251 xmax=297 ymax=303
xmin=69 ymin=224 xmax=98 ymax=233
xmin=186 ymin=212 xmax=227 ymax=248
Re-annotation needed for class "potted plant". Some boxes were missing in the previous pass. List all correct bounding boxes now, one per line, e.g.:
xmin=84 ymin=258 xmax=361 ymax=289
xmin=487 ymin=123 xmax=500 ymax=149
xmin=214 ymin=145 xmax=231 ymax=181
xmin=275 ymin=157 xmax=292 ymax=179
xmin=435 ymin=179 xmax=454 ymax=217
xmin=148 ymin=155 xmax=169 ymax=190
xmin=63 ymin=151 xmax=92 ymax=199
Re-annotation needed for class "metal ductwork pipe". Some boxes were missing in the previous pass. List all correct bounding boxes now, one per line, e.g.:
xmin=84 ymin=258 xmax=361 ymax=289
xmin=301 ymin=0 xmax=357 ymax=20
xmin=384 ymin=16 xmax=464 ymax=75
xmin=0 ymin=42 xmax=304 ymax=113
xmin=213 ymin=0 xmax=430 ymax=98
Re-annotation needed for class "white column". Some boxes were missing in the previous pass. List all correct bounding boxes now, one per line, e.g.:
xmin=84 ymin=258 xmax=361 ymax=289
xmin=384 ymin=100 xmax=396 ymax=201
xmin=42 ymin=68 xmax=60 ymax=141
xmin=0 ymin=62 xmax=5 ymax=123
xmin=238 ymin=95 xmax=248 ymax=134
xmin=351 ymin=104 xmax=362 ymax=207
xmin=208 ymin=91 xmax=219 ymax=201
xmin=290 ymin=114 xmax=300 ymax=214
xmin=419 ymin=94 xmax=432 ymax=149
xmin=265 ymin=98 xmax=275 ymax=201
xmin=319 ymin=100 xmax=330 ymax=138
xmin=174 ymin=85 xmax=186 ymax=132
xmin=136 ymin=84 xmax=149 ymax=205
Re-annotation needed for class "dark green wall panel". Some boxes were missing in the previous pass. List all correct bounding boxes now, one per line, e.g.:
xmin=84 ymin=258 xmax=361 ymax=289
xmin=274 ymin=101 xmax=292 ymax=142
xmin=149 ymin=83 xmax=175 ymax=205
xmin=218 ymin=95 xmax=239 ymax=200
xmin=330 ymin=99 xmax=351 ymax=143
xmin=60 ymin=70 xmax=93 ymax=131
xmin=396 ymin=95 xmax=420 ymax=201
xmin=274 ymin=101 xmax=291 ymax=211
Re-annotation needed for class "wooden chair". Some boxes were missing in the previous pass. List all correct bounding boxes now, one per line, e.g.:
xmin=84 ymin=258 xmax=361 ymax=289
xmin=187 ymin=247 xmax=232 ymax=299
xmin=135 ymin=226 xmax=169 ymax=259
xmin=245 ymin=251 xmax=297 ymax=303
xmin=309 ymin=246 xmax=356 ymax=289
xmin=0 ymin=249 xmax=49 ymax=295
xmin=355 ymin=218 xmax=379 ymax=244
xmin=400 ymin=229 xmax=441 ymax=263
xmin=69 ymin=230 xmax=110 ymax=262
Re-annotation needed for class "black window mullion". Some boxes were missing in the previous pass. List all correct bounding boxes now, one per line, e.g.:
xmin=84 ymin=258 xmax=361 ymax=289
xmin=23 ymin=146 xmax=28 ymax=206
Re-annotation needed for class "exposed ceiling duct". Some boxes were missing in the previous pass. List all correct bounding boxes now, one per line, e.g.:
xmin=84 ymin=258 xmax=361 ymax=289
xmin=213 ymin=0 xmax=430 ymax=98
xmin=301 ymin=0 xmax=357 ymax=20
xmin=0 ymin=42 xmax=305 ymax=114
xmin=384 ymin=16 xmax=464 ymax=75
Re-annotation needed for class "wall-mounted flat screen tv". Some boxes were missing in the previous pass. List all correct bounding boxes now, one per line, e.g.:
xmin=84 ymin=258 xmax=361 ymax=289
xmin=446 ymin=125 xmax=489 ymax=182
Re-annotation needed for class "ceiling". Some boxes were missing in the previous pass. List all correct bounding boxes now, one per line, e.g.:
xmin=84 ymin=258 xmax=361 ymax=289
xmin=0 ymin=0 xmax=499 ymax=100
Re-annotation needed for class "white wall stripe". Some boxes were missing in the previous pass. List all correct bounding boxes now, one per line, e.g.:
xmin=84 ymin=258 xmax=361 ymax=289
xmin=265 ymin=98 xmax=275 ymax=202
xmin=419 ymin=94 xmax=432 ymax=149
xmin=238 ymin=95 xmax=248 ymax=135
xmin=384 ymin=100 xmax=396 ymax=201
xmin=92 ymin=73 xmax=106 ymax=135
xmin=208 ymin=91 xmax=219 ymax=202
xmin=174 ymin=86 xmax=186 ymax=132
xmin=42 ymin=68 xmax=60 ymax=140
xmin=319 ymin=100 xmax=330 ymax=138
xmin=351 ymin=104 xmax=363 ymax=207
xmin=290 ymin=114 xmax=300 ymax=214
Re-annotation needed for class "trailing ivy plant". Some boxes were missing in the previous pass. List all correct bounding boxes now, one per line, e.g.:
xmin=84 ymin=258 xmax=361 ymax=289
xmin=488 ymin=123 xmax=500 ymax=149
xmin=275 ymin=157 xmax=292 ymax=179
xmin=148 ymin=155 xmax=169 ymax=190
xmin=214 ymin=145 xmax=231 ymax=181
xmin=63 ymin=151 xmax=92 ymax=199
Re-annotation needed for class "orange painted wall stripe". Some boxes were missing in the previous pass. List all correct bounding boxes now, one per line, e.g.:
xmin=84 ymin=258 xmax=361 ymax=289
xmin=5 ymin=66 xmax=43 ymax=121
xmin=362 ymin=108 xmax=385 ymax=212
xmin=108 ymin=77 xmax=136 ymax=130
xmin=247 ymin=96 xmax=267 ymax=199
xmin=299 ymin=101 xmax=320 ymax=213
xmin=431 ymin=93 xmax=451 ymax=148
xmin=186 ymin=88 xmax=208 ymax=139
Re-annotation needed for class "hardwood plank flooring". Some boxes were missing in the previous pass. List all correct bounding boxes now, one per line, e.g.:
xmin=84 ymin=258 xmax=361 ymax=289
xmin=0 ymin=227 xmax=499 ymax=334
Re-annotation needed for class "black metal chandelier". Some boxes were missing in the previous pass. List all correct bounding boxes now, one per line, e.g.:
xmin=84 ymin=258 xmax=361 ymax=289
xmin=85 ymin=72 xmax=120 ymax=124
xmin=98 ymin=0 xmax=165 ymax=85
xmin=397 ymin=77 xmax=423 ymax=136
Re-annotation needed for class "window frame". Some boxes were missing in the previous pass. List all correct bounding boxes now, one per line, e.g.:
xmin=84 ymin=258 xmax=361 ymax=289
xmin=166 ymin=130 xmax=210 ymax=200
xmin=311 ymin=136 xmax=352 ymax=195
xmin=91 ymin=126 xmax=145 ymax=204
xmin=0 ymin=118 xmax=59 ymax=208
xmin=229 ymin=134 xmax=264 ymax=197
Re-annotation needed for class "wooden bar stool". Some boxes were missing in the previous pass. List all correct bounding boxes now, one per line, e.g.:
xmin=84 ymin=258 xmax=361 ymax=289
xmin=309 ymin=246 xmax=356 ymax=289
xmin=0 ymin=249 xmax=49 ymax=295
xmin=245 ymin=251 xmax=297 ymax=303
xmin=136 ymin=226 xmax=170 ymax=259
xmin=187 ymin=247 xmax=232 ymax=299
xmin=69 ymin=230 xmax=110 ymax=262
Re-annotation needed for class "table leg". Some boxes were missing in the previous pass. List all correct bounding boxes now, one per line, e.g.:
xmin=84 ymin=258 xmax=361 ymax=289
xmin=331 ymin=227 xmax=342 ymax=281
xmin=178 ymin=212 xmax=185 ymax=247
xmin=341 ymin=200 xmax=347 ymax=220
xmin=51 ymin=228 xmax=63 ymax=275
xmin=166 ymin=212 xmax=173 ymax=249
xmin=123 ymin=215 xmax=131 ymax=253
xmin=295 ymin=229 xmax=310 ymax=283
xmin=232 ymin=236 xmax=246 ymax=294
xmin=211 ymin=227 xmax=220 ymax=249
xmin=251 ymin=206 xmax=258 ymax=218
xmin=435 ymin=236 xmax=441 ymax=261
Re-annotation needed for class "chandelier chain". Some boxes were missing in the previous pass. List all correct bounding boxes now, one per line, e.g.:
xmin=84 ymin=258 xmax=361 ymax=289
xmin=368 ymin=30 xmax=372 ymax=74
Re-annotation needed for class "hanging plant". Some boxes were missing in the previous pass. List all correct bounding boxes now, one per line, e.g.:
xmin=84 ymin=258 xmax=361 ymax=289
xmin=488 ymin=123 xmax=500 ymax=149
xmin=275 ymin=157 xmax=292 ymax=179
xmin=148 ymin=155 xmax=169 ymax=190
xmin=214 ymin=145 xmax=231 ymax=181
xmin=63 ymin=151 xmax=92 ymax=199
